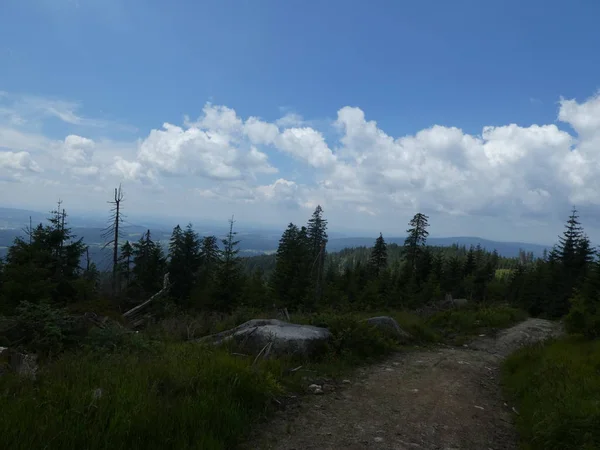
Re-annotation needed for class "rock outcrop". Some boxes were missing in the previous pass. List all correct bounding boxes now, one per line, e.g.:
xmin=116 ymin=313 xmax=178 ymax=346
xmin=363 ymin=316 xmax=412 ymax=341
xmin=198 ymin=319 xmax=332 ymax=357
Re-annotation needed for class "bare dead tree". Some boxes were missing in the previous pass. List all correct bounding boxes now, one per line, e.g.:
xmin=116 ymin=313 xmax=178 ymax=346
xmin=101 ymin=184 xmax=125 ymax=296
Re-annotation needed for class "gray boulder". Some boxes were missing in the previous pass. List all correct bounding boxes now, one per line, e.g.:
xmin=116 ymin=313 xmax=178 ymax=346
xmin=453 ymin=298 xmax=469 ymax=308
xmin=198 ymin=319 xmax=331 ymax=357
xmin=363 ymin=316 xmax=412 ymax=341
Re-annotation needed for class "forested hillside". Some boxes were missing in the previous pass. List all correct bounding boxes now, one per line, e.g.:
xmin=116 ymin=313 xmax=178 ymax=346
xmin=1 ymin=197 xmax=599 ymax=450
xmin=0 ymin=196 xmax=592 ymax=320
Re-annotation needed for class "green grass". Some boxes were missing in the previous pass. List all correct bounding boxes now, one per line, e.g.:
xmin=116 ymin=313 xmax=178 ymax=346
xmin=0 ymin=305 xmax=530 ymax=449
xmin=0 ymin=312 xmax=404 ymax=450
xmin=502 ymin=337 xmax=600 ymax=450
xmin=0 ymin=343 xmax=284 ymax=450
xmin=426 ymin=305 xmax=526 ymax=344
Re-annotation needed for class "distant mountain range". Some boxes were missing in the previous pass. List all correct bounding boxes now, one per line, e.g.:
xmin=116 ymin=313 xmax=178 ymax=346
xmin=0 ymin=207 xmax=551 ymax=269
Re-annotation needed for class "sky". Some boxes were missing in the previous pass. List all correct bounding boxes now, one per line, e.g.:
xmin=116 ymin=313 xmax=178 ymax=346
xmin=1 ymin=0 xmax=600 ymax=244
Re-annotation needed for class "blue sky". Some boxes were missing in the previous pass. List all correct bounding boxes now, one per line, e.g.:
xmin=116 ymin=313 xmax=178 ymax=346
xmin=1 ymin=0 xmax=600 ymax=243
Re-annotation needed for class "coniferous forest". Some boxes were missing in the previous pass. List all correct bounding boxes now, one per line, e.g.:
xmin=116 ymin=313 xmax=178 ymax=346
xmin=1 ymin=195 xmax=600 ymax=450
xmin=1 ymin=198 xmax=598 ymax=334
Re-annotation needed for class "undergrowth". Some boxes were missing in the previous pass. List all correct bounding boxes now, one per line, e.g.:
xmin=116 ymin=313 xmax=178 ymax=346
xmin=426 ymin=305 xmax=526 ymax=343
xmin=502 ymin=337 xmax=600 ymax=450
xmin=0 ymin=343 xmax=284 ymax=450
xmin=0 ymin=304 xmax=529 ymax=449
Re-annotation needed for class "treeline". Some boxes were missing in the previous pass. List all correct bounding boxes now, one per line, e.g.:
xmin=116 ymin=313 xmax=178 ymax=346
xmin=241 ymin=242 xmax=528 ymax=279
xmin=0 ymin=195 xmax=599 ymax=338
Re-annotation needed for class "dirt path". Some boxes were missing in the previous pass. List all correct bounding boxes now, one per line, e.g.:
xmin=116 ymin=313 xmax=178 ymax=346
xmin=244 ymin=318 xmax=563 ymax=450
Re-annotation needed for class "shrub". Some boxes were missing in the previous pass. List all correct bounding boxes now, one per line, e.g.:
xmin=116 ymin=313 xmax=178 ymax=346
xmin=12 ymin=301 xmax=80 ymax=356
xmin=306 ymin=313 xmax=398 ymax=364
xmin=427 ymin=305 xmax=526 ymax=337
xmin=83 ymin=325 xmax=155 ymax=353
xmin=502 ymin=337 xmax=600 ymax=450
xmin=391 ymin=310 xmax=439 ymax=343
xmin=565 ymin=293 xmax=600 ymax=339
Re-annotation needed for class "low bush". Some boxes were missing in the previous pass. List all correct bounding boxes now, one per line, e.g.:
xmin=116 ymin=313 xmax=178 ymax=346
xmin=303 ymin=312 xmax=399 ymax=365
xmin=0 ymin=344 xmax=283 ymax=450
xmin=10 ymin=301 xmax=82 ymax=356
xmin=564 ymin=293 xmax=600 ymax=339
xmin=83 ymin=325 xmax=155 ymax=353
xmin=389 ymin=310 xmax=440 ymax=343
xmin=427 ymin=305 xmax=526 ymax=338
xmin=502 ymin=337 xmax=600 ymax=450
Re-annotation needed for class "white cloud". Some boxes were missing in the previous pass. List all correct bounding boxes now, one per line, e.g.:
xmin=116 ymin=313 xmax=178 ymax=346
xmin=71 ymin=165 xmax=100 ymax=177
xmin=111 ymin=156 xmax=155 ymax=183
xmin=244 ymin=117 xmax=279 ymax=145
xmin=62 ymin=134 xmax=95 ymax=165
xmin=559 ymin=92 xmax=600 ymax=138
xmin=0 ymin=150 xmax=41 ymax=172
xmin=275 ymin=127 xmax=336 ymax=168
xmin=7 ymin=90 xmax=600 ymax=242
xmin=138 ymin=123 xmax=244 ymax=180
xmin=255 ymin=178 xmax=304 ymax=207
xmin=275 ymin=112 xmax=304 ymax=128
xmin=0 ymin=92 xmax=135 ymax=131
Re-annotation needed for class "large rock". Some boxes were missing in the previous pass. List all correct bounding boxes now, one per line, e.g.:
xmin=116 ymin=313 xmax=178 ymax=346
xmin=470 ymin=318 xmax=564 ymax=357
xmin=363 ymin=316 xmax=412 ymax=341
xmin=198 ymin=319 xmax=332 ymax=357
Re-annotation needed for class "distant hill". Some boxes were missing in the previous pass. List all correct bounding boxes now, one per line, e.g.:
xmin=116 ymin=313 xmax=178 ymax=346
xmin=326 ymin=236 xmax=550 ymax=258
xmin=0 ymin=206 xmax=551 ymax=268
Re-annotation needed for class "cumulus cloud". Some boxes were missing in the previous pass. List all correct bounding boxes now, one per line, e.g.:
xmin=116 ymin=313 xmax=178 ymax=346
xmin=0 ymin=150 xmax=41 ymax=172
xmin=111 ymin=156 xmax=155 ymax=183
xmin=6 ymin=89 xmax=600 ymax=237
xmin=137 ymin=103 xmax=339 ymax=180
xmin=62 ymin=134 xmax=95 ymax=165
xmin=275 ymin=127 xmax=336 ymax=168
xmin=327 ymin=98 xmax=600 ymax=218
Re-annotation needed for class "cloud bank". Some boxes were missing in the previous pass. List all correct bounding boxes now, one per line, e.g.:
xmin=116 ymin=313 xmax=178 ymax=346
xmin=2 ymin=91 xmax=600 ymax=241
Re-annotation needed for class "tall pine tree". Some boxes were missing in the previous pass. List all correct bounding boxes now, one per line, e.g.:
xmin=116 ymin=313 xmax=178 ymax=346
xmin=369 ymin=233 xmax=388 ymax=276
xmin=213 ymin=217 xmax=243 ymax=311
xmin=119 ymin=240 xmax=133 ymax=291
xmin=548 ymin=209 xmax=595 ymax=316
xmin=1 ymin=203 xmax=87 ymax=309
xmin=404 ymin=212 xmax=429 ymax=271
xmin=131 ymin=230 xmax=166 ymax=298
xmin=168 ymin=224 xmax=201 ymax=305
xmin=272 ymin=223 xmax=311 ymax=308
xmin=307 ymin=206 xmax=328 ymax=307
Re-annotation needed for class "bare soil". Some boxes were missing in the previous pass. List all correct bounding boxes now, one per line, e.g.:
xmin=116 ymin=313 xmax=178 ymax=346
xmin=243 ymin=318 xmax=563 ymax=450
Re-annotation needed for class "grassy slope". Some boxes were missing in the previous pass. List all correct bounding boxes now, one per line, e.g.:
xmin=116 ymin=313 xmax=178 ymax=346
xmin=502 ymin=336 xmax=600 ymax=450
xmin=0 ymin=305 xmax=526 ymax=450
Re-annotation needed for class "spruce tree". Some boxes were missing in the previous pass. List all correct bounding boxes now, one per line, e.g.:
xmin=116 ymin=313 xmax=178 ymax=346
xmin=272 ymin=223 xmax=311 ymax=308
xmin=369 ymin=233 xmax=388 ymax=276
xmin=1 ymin=204 xmax=87 ymax=309
xmin=168 ymin=224 xmax=201 ymax=305
xmin=119 ymin=240 xmax=133 ymax=291
xmin=131 ymin=230 xmax=166 ymax=298
xmin=415 ymin=246 xmax=433 ymax=285
xmin=307 ymin=206 xmax=328 ymax=307
xmin=404 ymin=212 xmax=429 ymax=270
xmin=213 ymin=217 xmax=243 ymax=311
xmin=464 ymin=246 xmax=476 ymax=276
xmin=548 ymin=209 xmax=595 ymax=317
xmin=566 ymin=251 xmax=600 ymax=337
xmin=556 ymin=209 xmax=584 ymax=268
xmin=197 ymin=235 xmax=220 ymax=284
